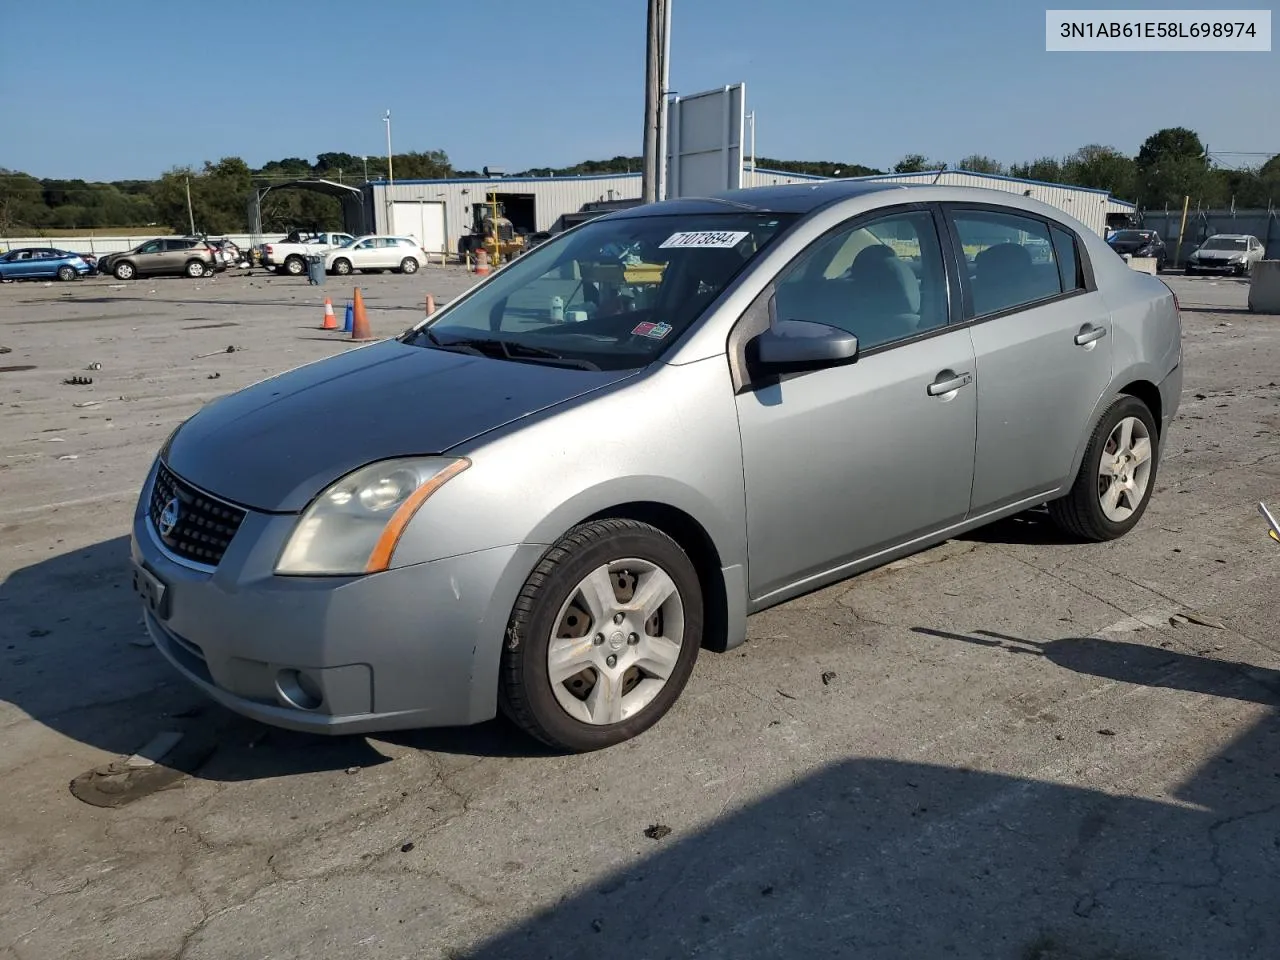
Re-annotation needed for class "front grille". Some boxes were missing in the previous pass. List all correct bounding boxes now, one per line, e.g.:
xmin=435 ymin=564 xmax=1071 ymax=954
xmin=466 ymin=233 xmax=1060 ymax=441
xmin=148 ymin=462 xmax=246 ymax=568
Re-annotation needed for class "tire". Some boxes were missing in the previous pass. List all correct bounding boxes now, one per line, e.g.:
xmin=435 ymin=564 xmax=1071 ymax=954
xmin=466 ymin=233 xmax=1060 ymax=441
xmin=284 ymin=256 xmax=306 ymax=276
xmin=185 ymin=259 xmax=205 ymax=279
xmin=332 ymin=258 xmax=352 ymax=276
xmin=57 ymin=266 xmax=77 ymax=281
xmin=499 ymin=519 xmax=703 ymax=752
xmin=1048 ymin=395 xmax=1159 ymax=543
xmin=202 ymin=264 xmax=215 ymax=278
xmin=114 ymin=261 xmax=135 ymax=281
xmin=400 ymin=257 xmax=419 ymax=274
xmin=1185 ymin=265 xmax=1196 ymax=275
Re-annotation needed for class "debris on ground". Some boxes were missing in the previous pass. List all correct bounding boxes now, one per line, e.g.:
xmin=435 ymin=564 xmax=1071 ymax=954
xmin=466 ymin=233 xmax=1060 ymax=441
xmin=62 ymin=375 xmax=93 ymax=386
xmin=643 ymin=824 xmax=672 ymax=840
xmin=207 ymin=372 xmax=221 ymax=379
xmin=86 ymin=362 xmax=102 ymax=371
xmin=345 ymin=766 xmax=360 ymax=775
xmin=400 ymin=842 xmax=415 ymax=853
xmin=1171 ymin=610 xmax=1226 ymax=630
xmin=1098 ymin=728 xmax=1117 ymax=736
xmin=591 ymin=919 xmax=604 ymax=933
xmin=776 ymin=689 xmax=797 ymax=700
xmin=821 ymin=671 xmax=838 ymax=685
xmin=69 ymin=732 xmax=215 ymax=809
xmin=57 ymin=454 xmax=78 ymax=461
xmin=28 ymin=628 xmax=50 ymax=638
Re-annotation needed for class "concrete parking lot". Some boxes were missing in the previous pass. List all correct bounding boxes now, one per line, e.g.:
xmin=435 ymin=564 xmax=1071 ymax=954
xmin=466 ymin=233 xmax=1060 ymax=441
xmin=1 ymin=268 xmax=1278 ymax=960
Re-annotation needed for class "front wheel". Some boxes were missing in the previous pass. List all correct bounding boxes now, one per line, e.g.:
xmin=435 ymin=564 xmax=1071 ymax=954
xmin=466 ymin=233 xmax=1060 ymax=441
xmin=499 ymin=519 xmax=703 ymax=752
xmin=400 ymin=257 xmax=419 ymax=274
xmin=1048 ymin=395 xmax=1159 ymax=542
xmin=114 ymin=261 xmax=135 ymax=281
xmin=332 ymin=258 xmax=352 ymax=276
xmin=57 ymin=266 xmax=77 ymax=281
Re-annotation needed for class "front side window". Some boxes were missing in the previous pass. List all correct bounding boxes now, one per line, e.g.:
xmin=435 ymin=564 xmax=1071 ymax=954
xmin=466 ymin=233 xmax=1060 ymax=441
xmin=139 ymin=241 xmax=162 ymax=254
xmin=773 ymin=209 xmax=949 ymax=351
xmin=950 ymin=209 xmax=1065 ymax=318
xmin=404 ymin=212 xmax=796 ymax=371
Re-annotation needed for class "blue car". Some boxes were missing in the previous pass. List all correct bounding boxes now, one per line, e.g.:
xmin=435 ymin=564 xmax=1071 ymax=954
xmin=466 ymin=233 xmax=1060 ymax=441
xmin=0 ymin=247 xmax=91 ymax=282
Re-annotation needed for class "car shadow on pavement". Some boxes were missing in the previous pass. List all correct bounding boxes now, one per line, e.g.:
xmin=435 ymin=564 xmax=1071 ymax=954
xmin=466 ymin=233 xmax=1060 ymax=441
xmin=466 ymin=633 xmax=1280 ymax=959
xmin=911 ymin=627 xmax=1280 ymax=707
xmin=957 ymin=508 xmax=1084 ymax=547
xmin=0 ymin=536 xmax=398 ymax=781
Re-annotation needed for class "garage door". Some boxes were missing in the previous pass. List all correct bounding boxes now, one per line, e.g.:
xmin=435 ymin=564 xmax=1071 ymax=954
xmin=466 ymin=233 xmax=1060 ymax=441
xmin=390 ymin=201 xmax=447 ymax=254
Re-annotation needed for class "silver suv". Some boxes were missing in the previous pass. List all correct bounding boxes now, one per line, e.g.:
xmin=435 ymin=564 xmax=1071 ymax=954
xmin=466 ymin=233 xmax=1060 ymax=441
xmin=98 ymin=237 xmax=222 ymax=281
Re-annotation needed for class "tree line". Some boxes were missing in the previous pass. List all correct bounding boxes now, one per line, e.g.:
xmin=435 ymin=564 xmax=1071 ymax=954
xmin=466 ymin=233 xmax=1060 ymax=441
xmin=1 ymin=127 xmax=1275 ymax=236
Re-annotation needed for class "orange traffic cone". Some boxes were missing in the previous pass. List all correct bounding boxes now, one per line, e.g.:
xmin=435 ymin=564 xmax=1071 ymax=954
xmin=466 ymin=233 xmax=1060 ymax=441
xmin=321 ymin=296 xmax=337 ymax=330
xmin=425 ymin=293 xmax=436 ymax=317
xmin=350 ymin=287 xmax=374 ymax=341
xmin=475 ymin=249 xmax=490 ymax=276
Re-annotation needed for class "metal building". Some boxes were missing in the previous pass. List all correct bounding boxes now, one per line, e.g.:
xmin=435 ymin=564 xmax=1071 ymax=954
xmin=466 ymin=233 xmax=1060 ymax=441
xmin=363 ymin=166 xmax=1133 ymax=255
xmin=837 ymin=170 xmax=1135 ymax=236
xmin=364 ymin=174 xmax=642 ymax=257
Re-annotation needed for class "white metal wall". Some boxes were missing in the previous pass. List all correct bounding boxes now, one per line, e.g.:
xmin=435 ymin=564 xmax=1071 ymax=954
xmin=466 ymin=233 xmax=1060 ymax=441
xmin=369 ymin=175 xmax=643 ymax=249
xmin=389 ymin=201 xmax=446 ymax=252
xmin=850 ymin=171 xmax=1117 ymax=236
xmin=742 ymin=168 xmax=829 ymax=187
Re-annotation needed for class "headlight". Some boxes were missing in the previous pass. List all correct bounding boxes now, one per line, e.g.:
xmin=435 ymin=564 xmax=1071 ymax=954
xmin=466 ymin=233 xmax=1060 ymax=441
xmin=275 ymin=457 xmax=470 ymax=576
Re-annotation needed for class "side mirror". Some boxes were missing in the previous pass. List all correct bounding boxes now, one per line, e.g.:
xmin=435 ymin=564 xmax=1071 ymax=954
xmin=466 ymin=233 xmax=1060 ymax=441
xmin=748 ymin=319 xmax=860 ymax=377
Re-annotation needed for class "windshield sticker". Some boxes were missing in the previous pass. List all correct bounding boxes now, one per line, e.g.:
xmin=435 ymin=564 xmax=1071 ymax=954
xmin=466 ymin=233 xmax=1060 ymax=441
xmin=631 ymin=321 xmax=673 ymax=339
xmin=659 ymin=230 xmax=749 ymax=249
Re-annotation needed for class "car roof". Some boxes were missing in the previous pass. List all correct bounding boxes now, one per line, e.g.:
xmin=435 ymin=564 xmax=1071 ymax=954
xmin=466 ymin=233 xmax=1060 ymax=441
xmin=1205 ymin=233 xmax=1254 ymax=239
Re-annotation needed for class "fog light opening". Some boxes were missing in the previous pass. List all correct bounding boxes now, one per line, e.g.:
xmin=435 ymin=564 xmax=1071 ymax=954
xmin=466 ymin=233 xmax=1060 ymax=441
xmin=276 ymin=669 xmax=324 ymax=711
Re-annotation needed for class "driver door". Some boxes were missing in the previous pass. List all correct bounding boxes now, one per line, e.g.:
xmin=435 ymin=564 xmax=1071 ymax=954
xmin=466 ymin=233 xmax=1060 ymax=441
xmin=735 ymin=206 xmax=978 ymax=602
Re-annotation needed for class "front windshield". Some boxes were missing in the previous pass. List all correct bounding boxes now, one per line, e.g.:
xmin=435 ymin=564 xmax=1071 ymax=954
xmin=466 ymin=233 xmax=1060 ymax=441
xmin=1202 ymin=237 xmax=1247 ymax=251
xmin=404 ymin=212 xmax=797 ymax=370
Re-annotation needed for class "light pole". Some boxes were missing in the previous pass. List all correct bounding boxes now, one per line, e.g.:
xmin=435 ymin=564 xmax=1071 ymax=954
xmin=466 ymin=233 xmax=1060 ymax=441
xmin=361 ymin=155 xmax=369 ymax=182
xmin=383 ymin=111 xmax=394 ymax=187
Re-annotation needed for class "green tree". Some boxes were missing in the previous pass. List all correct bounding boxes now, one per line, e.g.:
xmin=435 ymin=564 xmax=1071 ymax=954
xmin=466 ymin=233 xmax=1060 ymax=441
xmin=1063 ymin=145 xmax=1137 ymax=199
xmin=1009 ymin=157 xmax=1065 ymax=183
xmin=1135 ymin=127 xmax=1211 ymax=207
xmin=893 ymin=154 xmax=945 ymax=174
xmin=957 ymin=155 xmax=1005 ymax=175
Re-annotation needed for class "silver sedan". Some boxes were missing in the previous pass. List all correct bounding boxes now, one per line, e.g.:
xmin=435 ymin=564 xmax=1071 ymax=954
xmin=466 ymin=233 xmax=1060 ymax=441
xmin=129 ymin=181 xmax=1183 ymax=752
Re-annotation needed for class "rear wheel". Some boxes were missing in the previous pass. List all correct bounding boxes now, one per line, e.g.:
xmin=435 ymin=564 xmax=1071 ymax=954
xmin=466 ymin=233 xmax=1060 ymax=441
xmin=1048 ymin=395 xmax=1159 ymax=542
xmin=284 ymin=255 xmax=306 ymax=276
xmin=114 ymin=261 xmax=135 ymax=281
xmin=332 ymin=258 xmax=352 ymax=276
xmin=185 ymin=259 xmax=205 ymax=279
xmin=56 ymin=265 xmax=77 ymax=281
xmin=499 ymin=519 xmax=703 ymax=752
xmin=400 ymin=257 xmax=419 ymax=274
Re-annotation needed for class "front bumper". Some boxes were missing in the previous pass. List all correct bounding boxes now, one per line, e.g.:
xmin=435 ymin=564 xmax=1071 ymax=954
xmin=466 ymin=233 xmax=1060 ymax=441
xmin=1188 ymin=259 xmax=1247 ymax=272
xmin=129 ymin=463 xmax=543 ymax=735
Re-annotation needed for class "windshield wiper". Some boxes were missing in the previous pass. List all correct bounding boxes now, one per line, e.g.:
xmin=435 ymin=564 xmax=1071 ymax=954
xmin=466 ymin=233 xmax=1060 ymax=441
xmin=420 ymin=328 xmax=486 ymax=357
xmin=429 ymin=335 xmax=601 ymax=371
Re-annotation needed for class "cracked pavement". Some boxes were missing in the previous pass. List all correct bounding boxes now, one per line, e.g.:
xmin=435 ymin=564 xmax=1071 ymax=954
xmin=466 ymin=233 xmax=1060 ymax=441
xmin=1 ymin=269 xmax=1278 ymax=959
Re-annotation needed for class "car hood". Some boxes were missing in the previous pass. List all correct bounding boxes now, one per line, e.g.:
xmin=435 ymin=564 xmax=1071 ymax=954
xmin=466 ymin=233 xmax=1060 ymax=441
xmin=164 ymin=338 xmax=637 ymax=512
xmin=1193 ymin=248 xmax=1245 ymax=258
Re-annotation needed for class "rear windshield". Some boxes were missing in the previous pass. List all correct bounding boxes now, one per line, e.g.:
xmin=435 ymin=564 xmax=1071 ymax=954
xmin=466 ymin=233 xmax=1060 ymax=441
xmin=1110 ymin=230 xmax=1152 ymax=242
xmin=1201 ymin=237 xmax=1247 ymax=250
xmin=404 ymin=212 xmax=797 ymax=370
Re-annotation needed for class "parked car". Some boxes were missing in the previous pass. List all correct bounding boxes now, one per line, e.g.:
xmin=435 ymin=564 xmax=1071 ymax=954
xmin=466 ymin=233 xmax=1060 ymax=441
xmin=1185 ymin=234 xmax=1265 ymax=276
xmin=262 ymin=231 xmax=355 ymax=275
xmin=1107 ymin=229 xmax=1167 ymax=271
xmin=98 ymin=237 xmax=222 ymax=281
xmin=0 ymin=247 xmax=91 ymax=282
xmin=324 ymin=235 xmax=427 ymax=275
xmin=209 ymin=239 xmax=244 ymax=269
xmin=130 ymin=181 xmax=1182 ymax=752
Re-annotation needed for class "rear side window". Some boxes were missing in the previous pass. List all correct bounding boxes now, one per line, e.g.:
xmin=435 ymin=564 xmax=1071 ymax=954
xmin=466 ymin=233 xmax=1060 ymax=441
xmin=949 ymin=209 xmax=1065 ymax=318
xmin=1050 ymin=227 xmax=1082 ymax=292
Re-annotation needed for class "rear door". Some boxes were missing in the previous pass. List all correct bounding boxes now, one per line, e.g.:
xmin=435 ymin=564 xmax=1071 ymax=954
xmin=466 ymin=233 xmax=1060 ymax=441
xmin=943 ymin=205 xmax=1114 ymax=514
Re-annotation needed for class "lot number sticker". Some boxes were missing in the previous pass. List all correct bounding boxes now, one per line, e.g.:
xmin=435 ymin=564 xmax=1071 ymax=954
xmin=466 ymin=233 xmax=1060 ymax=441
xmin=659 ymin=230 xmax=749 ymax=249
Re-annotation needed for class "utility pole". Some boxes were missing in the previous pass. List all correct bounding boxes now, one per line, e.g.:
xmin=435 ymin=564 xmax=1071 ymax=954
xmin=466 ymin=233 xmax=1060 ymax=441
xmin=384 ymin=111 xmax=394 ymax=187
xmin=656 ymin=0 xmax=672 ymax=201
xmin=184 ymin=176 xmax=196 ymax=235
xmin=641 ymin=0 xmax=664 ymax=204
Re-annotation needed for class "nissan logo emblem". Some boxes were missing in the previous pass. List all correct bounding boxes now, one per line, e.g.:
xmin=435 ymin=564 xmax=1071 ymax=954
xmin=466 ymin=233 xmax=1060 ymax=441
xmin=158 ymin=497 xmax=181 ymax=537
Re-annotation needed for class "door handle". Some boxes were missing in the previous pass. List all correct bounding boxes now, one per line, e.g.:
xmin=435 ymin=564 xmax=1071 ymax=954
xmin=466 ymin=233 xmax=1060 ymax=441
xmin=1074 ymin=324 xmax=1108 ymax=346
xmin=927 ymin=371 xmax=973 ymax=397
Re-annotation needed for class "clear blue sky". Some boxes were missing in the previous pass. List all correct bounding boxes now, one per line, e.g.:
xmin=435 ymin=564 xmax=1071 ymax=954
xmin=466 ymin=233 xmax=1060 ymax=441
xmin=2 ymin=0 xmax=1275 ymax=180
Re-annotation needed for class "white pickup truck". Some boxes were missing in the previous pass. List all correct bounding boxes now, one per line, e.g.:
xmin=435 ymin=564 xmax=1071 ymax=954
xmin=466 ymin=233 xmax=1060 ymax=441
xmin=261 ymin=231 xmax=355 ymax=275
